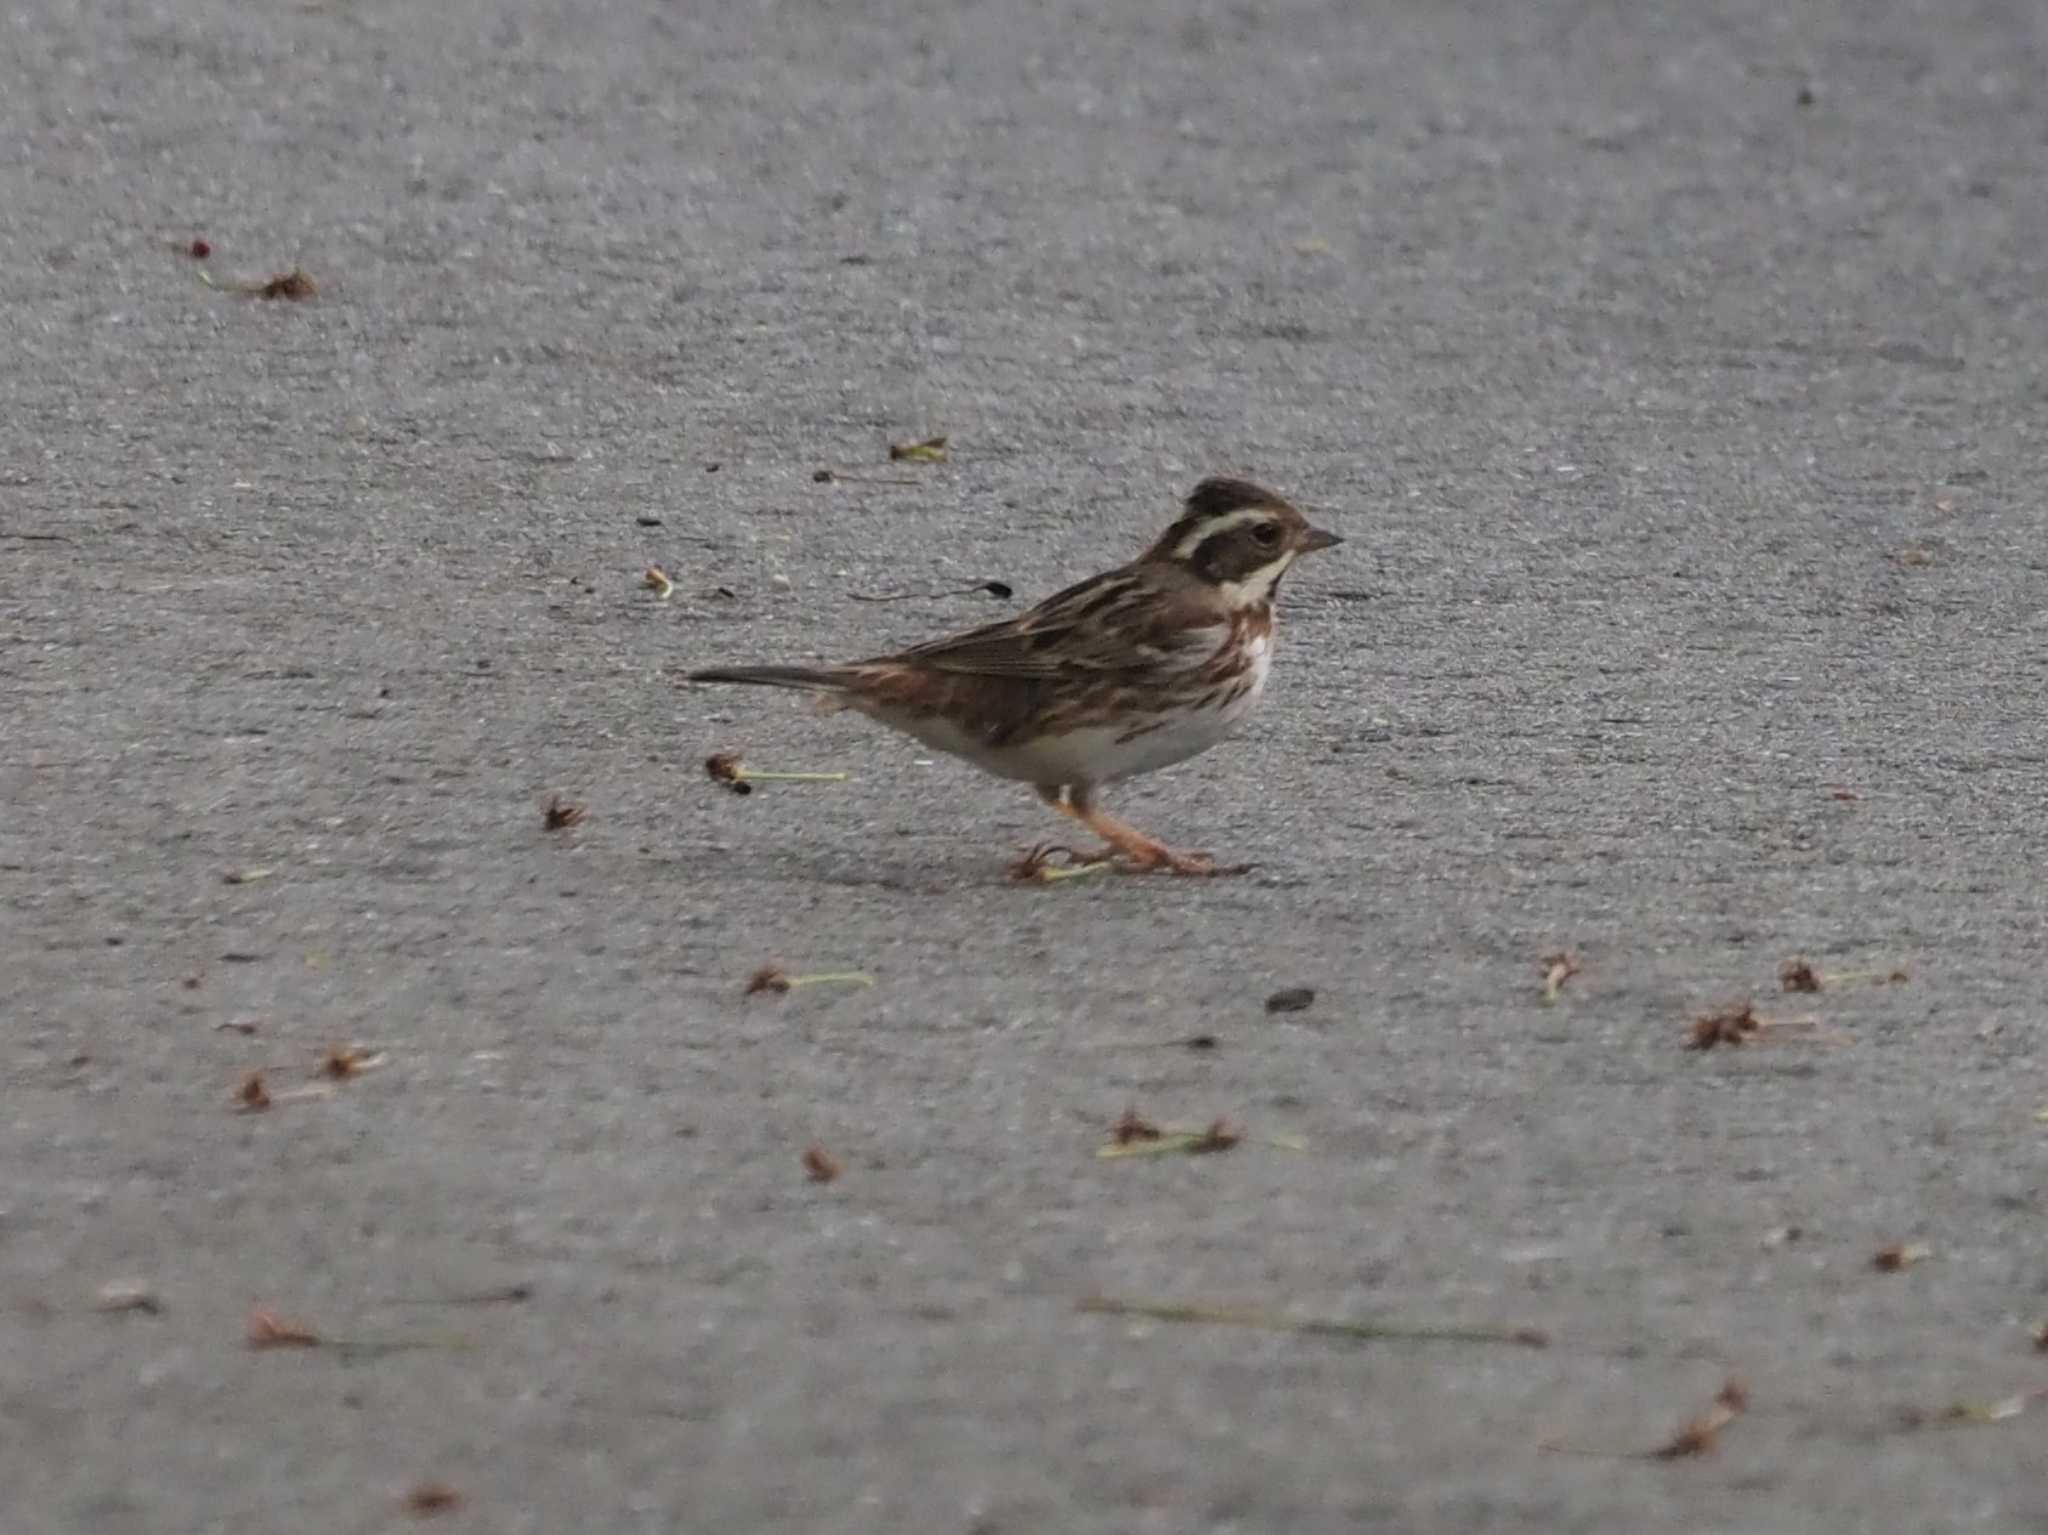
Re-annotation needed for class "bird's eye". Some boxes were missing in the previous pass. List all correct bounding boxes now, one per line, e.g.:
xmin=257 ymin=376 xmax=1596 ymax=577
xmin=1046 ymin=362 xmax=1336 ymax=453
xmin=1252 ymin=522 xmax=1282 ymax=548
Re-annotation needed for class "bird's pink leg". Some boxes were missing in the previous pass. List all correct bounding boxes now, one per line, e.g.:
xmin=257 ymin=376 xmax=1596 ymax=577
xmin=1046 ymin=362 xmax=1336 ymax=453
xmin=1032 ymin=785 xmax=1234 ymax=876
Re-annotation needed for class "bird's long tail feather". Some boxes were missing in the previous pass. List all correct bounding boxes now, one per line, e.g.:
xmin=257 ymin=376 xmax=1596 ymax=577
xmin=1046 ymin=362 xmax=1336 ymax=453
xmin=687 ymin=665 xmax=852 ymax=692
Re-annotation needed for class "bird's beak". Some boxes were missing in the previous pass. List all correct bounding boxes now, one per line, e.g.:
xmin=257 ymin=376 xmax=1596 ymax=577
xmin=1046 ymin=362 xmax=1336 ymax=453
xmin=1302 ymin=525 xmax=1344 ymax=553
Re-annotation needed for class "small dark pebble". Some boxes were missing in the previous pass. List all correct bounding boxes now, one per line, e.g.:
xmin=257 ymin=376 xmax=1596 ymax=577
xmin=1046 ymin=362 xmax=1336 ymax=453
xmin=636 ymin=515 xmax=663 ymax=527
xmin=981 ymin=581 xmax=1013 ymax=598
xmin=812 ymin=468 xmax=835 ymax=483
xmin=728 ymin=781 xmax=754 ymax=796
xmin=189 ymin=238 xmax=211 ymax=259
xmin=704 ymin=462 xmax=721 ymax=473
xmin=1264 ymin=986 xmax=1316 ymax=1014
xmin=714 ymin=586 xmax=736 ymax=599
xmin=1182 ymin=1034 xmax=1219 ymax=1051
xmin=1796 ymin=84 xmax=1816 ymax=106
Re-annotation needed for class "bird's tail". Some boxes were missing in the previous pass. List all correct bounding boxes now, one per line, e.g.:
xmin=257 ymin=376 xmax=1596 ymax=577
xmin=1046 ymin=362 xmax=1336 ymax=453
xmin=687 ymin=665 xmax=854 ymax=692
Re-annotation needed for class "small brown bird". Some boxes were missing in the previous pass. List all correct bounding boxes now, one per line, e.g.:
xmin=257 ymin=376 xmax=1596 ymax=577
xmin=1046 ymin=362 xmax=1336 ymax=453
xmin=689 ymin=477 xmax=1341 ymax=874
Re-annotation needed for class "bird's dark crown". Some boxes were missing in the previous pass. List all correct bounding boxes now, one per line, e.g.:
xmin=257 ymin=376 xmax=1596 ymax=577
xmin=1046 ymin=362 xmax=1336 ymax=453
xmin=1143 ymin=478 xmax=1296 ymax=561
xmin=1183 ymin=477 xmax=1292 ymax=522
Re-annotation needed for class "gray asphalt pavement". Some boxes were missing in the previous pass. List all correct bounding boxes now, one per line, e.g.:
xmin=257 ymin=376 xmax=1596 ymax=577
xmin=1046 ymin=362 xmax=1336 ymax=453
xmin=5 ymin=1 xmax=2048 ymax=1530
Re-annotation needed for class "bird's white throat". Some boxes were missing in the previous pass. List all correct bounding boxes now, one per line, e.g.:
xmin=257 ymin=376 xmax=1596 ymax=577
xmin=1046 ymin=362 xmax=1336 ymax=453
xmin=1213 ymin=553 xmax=1294 ymax=611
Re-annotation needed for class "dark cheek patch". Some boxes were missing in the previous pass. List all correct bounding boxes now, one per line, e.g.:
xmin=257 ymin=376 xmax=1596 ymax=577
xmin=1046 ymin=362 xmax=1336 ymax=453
xmin=1196 ymin=531 xmax=1260 ymax=583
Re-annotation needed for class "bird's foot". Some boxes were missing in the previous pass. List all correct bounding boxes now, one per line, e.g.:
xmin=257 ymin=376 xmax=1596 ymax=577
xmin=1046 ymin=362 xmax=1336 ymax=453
xmin=1101 ymin=844 xmax=1252 ymax=878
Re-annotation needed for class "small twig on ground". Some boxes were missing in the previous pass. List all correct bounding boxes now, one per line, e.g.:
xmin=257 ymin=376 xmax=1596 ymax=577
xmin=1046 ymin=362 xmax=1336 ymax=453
xmin=1780 ymin=958 xmax=1909 ymax=993
xmin=705 ymin=752 xmax=846 ymax=793
xmin=245 ymin=1304 xmax=472 ymax=1360
xmin=197 ymin=266 xmax=316 ymax=299
xmin=1543 ymin=1378 xmax=1749 ymax=1458
xmin=1685 ymin=1003 xmax=1847 ymax=1050
xmin=1009 ymin=843 xmax=1113 ymax=883
xmin=850 ymin=579 xmax=1011 ymax=603
xmin=1096 ymin=1114 xmax=1302 ymax=1158
xmin=1078 ymin=1295 xmax=1549 ymax=1348
xmin=1871 ymin=1241 xmax=1934 ymax=1272
xmin=744 ymin=965 xmax=874 ymax=996
xmin=887 ymin=435 xmax=949 ymax=462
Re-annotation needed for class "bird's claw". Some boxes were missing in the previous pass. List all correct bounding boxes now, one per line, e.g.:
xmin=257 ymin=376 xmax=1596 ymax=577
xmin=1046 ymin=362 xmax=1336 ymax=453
xmin=1112 ymin=847 xmax=1252 ymax=878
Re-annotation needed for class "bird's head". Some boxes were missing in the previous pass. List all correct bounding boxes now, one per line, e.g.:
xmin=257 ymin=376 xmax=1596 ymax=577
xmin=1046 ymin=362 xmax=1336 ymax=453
xmin=1143 ymin=477 xmax=1342 ymax=608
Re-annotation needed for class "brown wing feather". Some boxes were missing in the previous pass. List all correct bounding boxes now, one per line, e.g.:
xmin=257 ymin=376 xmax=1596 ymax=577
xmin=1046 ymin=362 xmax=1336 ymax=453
xmin=881 ymin=567 xmax=1222 ymax=680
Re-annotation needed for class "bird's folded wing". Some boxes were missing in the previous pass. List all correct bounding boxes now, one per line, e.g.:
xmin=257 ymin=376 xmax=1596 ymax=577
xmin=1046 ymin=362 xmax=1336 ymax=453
xmin=890 ymin=572 xmax=1223 ymax=679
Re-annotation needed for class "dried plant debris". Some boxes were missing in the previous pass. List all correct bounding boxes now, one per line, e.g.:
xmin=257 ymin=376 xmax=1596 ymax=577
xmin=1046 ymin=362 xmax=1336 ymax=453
xmin=801 ymin=1144 xmax=843 ymax=1183
xmin=704 ymin=752 xmax=846 ymax=793
xmin=318 ymin=1044 xmax=387 ymax=1080
xmin=1652 ymin=1379 xmax=1751 ymax=1459
xmin=388 ymin=1284 xmax=532 ymax=1309
xmin=1008 ymin=842 xmax=1112 ymax=883
xmin=743 ymin=965 xmax=874 ymax=996
xmin=403 ymin=1483 xmax=465 ymax=1518
xmin=1540 ymin=951 xmax=1581 ymax=1005
xmin=1097 ymin=1110 xmax=1300 ymax=1159
xmin=1546 ymin=1378 xmax=1750 ymax=1459
xmin=93 ymin=1281 xmax=162 ymax=1315
xmin=232 ymin=1067 xmax=334 ymax=1112
xmin=1779 ymin=959 xmax=1822 ymax=993
xmin=198 ymin=266 xmax=317 ymax=299
xmin=246 ymin=1304 xmax=470 ymax=1359
xmin=261 ymin=269 xmax=317 ymax=299
xmin=1897 ymin=1388 xmax=2048 ymax=1432
xmin=1872 ymin=1241 xmax=1934 ymax=1273
xmin=246 ymin=1306 xmax=322 ymax=1349
xmin=1078 ymin=1296 xmax=1549 ymax=1349
xmin=642 ymin=565 xmax=674 ymax=599
xmin=1685 ymin=1003 xmax=1843 ymax=1051
xmin=1779 ymin=958 xmax=1909 ymax=993
xmin=2029 ymin=1320 xmax=2048 ymax=1353
xmin=705 ymin=752 xmax=752 ymax=795
xmin=543 ymin=793 xmax=587 ymax=830
xmin=1264 ymin=986 xmax=1317 ymax=1014
xmin=1189 ymin=1117 xmax=1243 ymax=1153
xmin=1111 ymin=1106 xmax=1164 ymax=1145
xmin=850 ymin=579 xmax=1012 ymax=603
xmin=812 ymin=466 xmax=919 ymax=486
xmin=221 ymin=867 xmax=274 ymax=886
xmin=888 ymin=435 xmax=950 ymax=463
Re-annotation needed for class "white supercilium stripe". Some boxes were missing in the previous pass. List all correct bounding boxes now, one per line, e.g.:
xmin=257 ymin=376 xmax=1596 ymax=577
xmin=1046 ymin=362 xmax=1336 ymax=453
xmin=1170 ymin=507 xmax=1275 ymax=562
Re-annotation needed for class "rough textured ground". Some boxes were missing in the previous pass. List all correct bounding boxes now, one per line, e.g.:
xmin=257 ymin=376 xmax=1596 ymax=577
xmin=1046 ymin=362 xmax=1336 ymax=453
xmin=5 ymin=1 xmax=2047 ymax=1530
